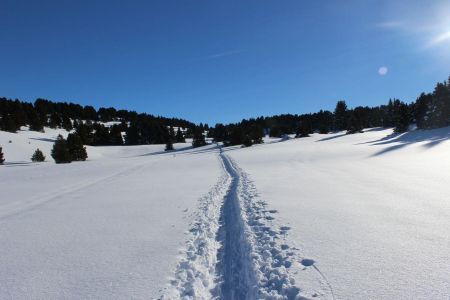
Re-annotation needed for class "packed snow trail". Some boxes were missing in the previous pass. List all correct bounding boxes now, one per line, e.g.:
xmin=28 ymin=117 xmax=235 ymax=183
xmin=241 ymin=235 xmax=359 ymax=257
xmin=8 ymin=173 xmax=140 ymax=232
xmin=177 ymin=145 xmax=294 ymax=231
xmin=165 ymin=149 xmax=324 ymax=299
xmin=215 ymin=152 xmax=259 ymax=299
xmin=217 ymin=152 xmax=308 ymax=299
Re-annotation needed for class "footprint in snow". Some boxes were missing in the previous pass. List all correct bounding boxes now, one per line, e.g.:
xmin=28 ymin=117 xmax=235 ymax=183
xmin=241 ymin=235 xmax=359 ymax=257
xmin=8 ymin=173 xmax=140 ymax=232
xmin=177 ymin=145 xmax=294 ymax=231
xmin=281 ymin=244 xmax=289 ymax=250
xmin=280 ymin=226 xmax=291 ymax=234
xmin=300 ymin=258 xmax=315 ymax=267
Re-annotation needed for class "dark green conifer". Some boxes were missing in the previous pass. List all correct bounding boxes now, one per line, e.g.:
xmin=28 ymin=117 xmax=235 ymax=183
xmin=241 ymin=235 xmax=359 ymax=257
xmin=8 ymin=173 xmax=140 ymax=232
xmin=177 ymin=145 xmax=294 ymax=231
xmin=242 ymin=135 xmax=253 ymax=147
xmin=192 ymin=128 xmax=207 ymax=148
xmin=67 ymin=133 xmax=88 ymax=161
xmin=296 ymin=119 xmax=310 ymax=138
xmin=31 ymin=148 xmax=46 ymax=162
xmin=175 ymin=128 xmax=185 ymax=143
xmin=0 ymin=146 xmax=5 ymax=164
xmin=29 ymin=111 xmax=44 ymax=132
xmin=394 ymin=103 xmax=411 ymax=133
xmin=334 ymin=100 xmax=348 ymax=131
xmin=51 ymin=135 xmax=72 ymax=163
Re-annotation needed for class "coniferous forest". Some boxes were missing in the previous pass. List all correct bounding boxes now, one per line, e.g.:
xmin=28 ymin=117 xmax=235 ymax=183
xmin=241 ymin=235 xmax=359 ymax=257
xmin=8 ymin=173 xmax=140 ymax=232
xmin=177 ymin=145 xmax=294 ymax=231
xmin=1 ymin=76 xmax=450 ymax=149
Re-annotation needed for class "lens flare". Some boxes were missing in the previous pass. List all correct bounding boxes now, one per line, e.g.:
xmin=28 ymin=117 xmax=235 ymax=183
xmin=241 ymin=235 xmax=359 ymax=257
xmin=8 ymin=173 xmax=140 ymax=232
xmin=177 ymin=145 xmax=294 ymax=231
xmin=378 ymin=67 xmax=388 ymax=76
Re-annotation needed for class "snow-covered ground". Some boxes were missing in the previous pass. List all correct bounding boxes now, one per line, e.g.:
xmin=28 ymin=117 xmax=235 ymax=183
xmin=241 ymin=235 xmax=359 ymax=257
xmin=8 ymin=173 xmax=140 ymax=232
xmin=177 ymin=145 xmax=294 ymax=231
xmin=1 ymin=126 xmax=449 ymax=299
xmin=0 ymin=128 xmax=223 ymax=299
xmin=227 ymin=127 xmax=450 ymax=300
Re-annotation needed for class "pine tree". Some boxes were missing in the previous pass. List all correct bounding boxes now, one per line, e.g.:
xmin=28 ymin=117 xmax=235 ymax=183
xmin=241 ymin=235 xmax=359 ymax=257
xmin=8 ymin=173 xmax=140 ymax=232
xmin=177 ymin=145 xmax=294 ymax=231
xmin=109 ymin=125 xmax=123 ymax=145
xmin=13 ymin=101 xmax=28 ymax=127
xmin=31 ymin=148 xmax=46 ymax=162
xmin=334 ymin=100 xmax=348 ymax=131
xmin=183 ymin=127 xmax=194 ymax=139
xmin=75 ymin=122 xmax=94 ymax=145
xmin=125 ymin=125 xmax=140 ymax=145
xmin=175 ymin=128 xmax=185 ymax=143
xmin=169 ymin=126 xmax=175 ymax=141
xmin=414 ymin=93 xmax=432 ymax=129
xmin=383 ymin=99 xmax=395 ymax=127
xmin=316 ymin=110 xmax=333 ymax=134
xmin=92 ymin=124 xmax=110 ymax=145
xmin=164 ymin=126 xmax=174 ymax=151
xmin=51 ymin=135 xmax=71 ymax=163
xmin=29 ymin=111 xmax=44 ymax=132
xmin=0 ymin=146 xmax=5 ymax=164
xmin=165 ymin=140 xmax=174 ymax=151
xmin=242 ymin=135 xmax=253 ymax=147
xmin=296 ymin=119 xmax=310 ymax=138
xmin=427 ymin=82 xmax=450 ymax=128
xmin=49 ymin=112 xmax=61 ymax=128
xmin=212 ymin=124 xmax=226 ymax=142
xmin=346 ymin=112 xmax=362 ymax=134
xmin=61 ymin=115 xmax=73 ymax=131
xmin=192 ymin=128 xmax=207 ymax=148
xmin=269 ymin=126 xmax=282 ymax=138
xmin=229 ymin=126 xmax=244 ymax=145
xmin=67 ymin=133 xmax=88 ymax=161
xmin=394 ymin=103 xmax=410 ymax=133
xmin=1 ymin=115 xmax=18 ymax=133
xmin=249 ymin=125 xmax=264 ymax=144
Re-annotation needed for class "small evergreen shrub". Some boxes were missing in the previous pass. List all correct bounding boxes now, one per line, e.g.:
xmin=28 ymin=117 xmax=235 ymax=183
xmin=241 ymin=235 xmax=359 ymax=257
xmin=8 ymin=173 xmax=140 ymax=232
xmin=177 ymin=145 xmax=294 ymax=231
xmin=31 ymin=148 xmax=46 ymax=162
xmin=165 ymin=140 xmax=174 ymax=151
xmin=0 ymin=146 xmax=5 ymax=164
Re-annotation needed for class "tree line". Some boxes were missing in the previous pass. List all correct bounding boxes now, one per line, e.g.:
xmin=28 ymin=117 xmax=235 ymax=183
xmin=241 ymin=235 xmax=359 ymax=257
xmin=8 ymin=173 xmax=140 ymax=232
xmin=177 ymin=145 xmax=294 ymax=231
xmin=1 ymin=75 xmax=449 ymax=157
xmin=208 ymin=76 xmax=450 ymax=145
xmin=0 ymin=97 xmax=197 ymax=147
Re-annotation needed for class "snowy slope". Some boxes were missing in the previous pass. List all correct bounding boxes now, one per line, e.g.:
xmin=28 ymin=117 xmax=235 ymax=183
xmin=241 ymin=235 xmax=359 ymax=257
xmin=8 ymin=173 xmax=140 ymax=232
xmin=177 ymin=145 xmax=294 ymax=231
xmin=0 ymin=129 xmax=223 ymax=299
xmin=0 ymin=126 xmax=194 ymax=163
xmin=227 ymin=127 xmax=450 ymax=300
xmin=0 ymin=127 xmax=70 ymax=163
xmin=1 ymin=127 xmax=449 ymax=299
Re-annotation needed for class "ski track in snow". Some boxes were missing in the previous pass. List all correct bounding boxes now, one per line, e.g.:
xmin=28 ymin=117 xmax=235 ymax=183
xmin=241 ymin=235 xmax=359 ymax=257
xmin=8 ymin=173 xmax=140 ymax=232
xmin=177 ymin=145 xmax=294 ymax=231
xmin=0 ymin=160 xmax=157 ymax=223
xmin=164 ymin=149 xmax=323 ymax=299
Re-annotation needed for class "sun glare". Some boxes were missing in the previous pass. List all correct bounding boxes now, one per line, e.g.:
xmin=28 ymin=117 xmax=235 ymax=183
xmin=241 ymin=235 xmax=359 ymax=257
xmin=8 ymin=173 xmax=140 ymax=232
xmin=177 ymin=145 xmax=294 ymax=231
xmin=426 ymin=31 xmax=450 ymax=48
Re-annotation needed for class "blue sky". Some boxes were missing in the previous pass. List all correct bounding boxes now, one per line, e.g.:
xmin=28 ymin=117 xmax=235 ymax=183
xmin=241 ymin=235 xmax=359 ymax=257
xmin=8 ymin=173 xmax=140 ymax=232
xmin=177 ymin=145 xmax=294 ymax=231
xmin=1 ymin=0 xmax=450 ymax=125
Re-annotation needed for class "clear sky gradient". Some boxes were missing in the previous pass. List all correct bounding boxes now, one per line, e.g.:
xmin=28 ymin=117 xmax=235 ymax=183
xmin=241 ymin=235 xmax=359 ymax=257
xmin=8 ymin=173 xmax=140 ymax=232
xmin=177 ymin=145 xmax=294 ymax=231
xmin=1 ymin=0 xmax=450 ymax=124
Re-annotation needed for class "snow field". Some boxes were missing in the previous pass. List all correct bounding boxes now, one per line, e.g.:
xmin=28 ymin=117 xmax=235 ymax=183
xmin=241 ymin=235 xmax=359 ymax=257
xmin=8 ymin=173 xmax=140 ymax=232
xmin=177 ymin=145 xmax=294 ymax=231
xmin=227 ymin=127 xmax=450 ymax=300
xmin=2 ymin=126 xmax=449 ymax=299
xmin=0 ymin=137 xmax=222 ymax=299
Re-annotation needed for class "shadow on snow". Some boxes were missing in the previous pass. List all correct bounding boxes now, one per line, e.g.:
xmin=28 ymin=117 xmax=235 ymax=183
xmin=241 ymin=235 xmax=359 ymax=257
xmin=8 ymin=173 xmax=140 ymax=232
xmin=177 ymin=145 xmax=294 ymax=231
xmin=363 ymin=126 xmax=450 ymax=156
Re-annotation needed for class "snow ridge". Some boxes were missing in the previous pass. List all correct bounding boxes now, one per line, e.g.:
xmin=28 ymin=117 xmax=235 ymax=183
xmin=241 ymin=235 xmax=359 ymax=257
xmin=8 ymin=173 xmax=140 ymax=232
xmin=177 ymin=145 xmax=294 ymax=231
xmin=220 ymin=153 xmax=302 ymax=300
xmin=162 ymin=156 xmax=231 ymax=300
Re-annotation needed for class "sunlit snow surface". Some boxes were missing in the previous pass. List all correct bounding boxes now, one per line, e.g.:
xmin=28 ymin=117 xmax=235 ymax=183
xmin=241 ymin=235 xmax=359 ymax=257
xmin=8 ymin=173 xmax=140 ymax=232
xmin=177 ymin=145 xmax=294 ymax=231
xmin=0 ymin=128 xmax=222 ymax=298
xmin=228 ymin=127 xmax=450 ymax=300
xmin=1 ymin=126 xmax=450 ymax=299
